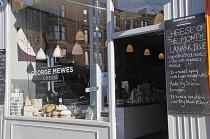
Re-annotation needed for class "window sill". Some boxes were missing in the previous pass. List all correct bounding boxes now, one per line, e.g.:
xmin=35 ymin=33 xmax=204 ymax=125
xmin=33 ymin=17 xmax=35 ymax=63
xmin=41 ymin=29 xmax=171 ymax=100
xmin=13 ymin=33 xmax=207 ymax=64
xmin=5 ymin=115 xmax=110 ymax=127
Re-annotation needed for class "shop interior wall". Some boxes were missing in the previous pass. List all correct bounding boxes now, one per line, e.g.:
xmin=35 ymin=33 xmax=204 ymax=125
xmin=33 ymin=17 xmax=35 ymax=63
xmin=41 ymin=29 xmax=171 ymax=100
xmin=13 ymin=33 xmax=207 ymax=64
xmin=164 ymin=0 xmax=210 ymax=139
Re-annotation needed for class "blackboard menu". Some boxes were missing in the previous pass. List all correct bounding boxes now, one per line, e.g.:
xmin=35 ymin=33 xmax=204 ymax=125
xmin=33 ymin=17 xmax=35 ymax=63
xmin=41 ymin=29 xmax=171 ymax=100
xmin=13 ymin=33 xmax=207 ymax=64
xmin=165 ymin=13 xmax=210 ymax=114
xmin=0 ymin=49 xmax=5 ymax=105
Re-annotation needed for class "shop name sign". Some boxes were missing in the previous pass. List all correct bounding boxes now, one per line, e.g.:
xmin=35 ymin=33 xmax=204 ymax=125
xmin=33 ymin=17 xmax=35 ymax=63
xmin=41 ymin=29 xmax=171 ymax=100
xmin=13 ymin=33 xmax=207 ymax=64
xmin=31 ymin=66 xmax=73 ymax=82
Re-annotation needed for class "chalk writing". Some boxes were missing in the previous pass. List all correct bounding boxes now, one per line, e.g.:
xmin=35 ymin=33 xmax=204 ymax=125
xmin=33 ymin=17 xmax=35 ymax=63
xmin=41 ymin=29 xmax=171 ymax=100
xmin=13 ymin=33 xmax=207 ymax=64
xmin=165 ymin=13 xmax=210 ymax=114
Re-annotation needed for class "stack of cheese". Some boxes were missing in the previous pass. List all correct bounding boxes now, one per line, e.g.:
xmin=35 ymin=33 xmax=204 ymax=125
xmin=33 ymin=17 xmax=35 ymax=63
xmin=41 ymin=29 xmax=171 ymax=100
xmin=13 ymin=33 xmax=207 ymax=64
xmin=24 ymin=97 xmax=43 ymax=117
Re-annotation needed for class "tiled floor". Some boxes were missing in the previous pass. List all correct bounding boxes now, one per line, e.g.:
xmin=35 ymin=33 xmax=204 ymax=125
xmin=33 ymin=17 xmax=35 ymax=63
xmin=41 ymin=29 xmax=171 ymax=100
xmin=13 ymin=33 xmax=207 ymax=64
xmin=135 ymin=130 xmax=168 ymax=139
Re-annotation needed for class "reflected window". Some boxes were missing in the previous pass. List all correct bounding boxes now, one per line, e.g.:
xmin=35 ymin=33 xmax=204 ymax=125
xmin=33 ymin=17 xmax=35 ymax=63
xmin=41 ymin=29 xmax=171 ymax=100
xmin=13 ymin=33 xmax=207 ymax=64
xmin=49 ymin=25 xmax=67 ymax=40
xmin=85 ymin=51 xmax=89 ymax=65
xmin=83 ymin=10 xmax=88 ymax=22
xmin=141 ymin=21 xmax=144 ymax=27
xmin=145 ymin=21 xmax=148 ymax=26
xmin=84 ymin=29 xmax=89 ymax=43
xmin=130 ymin=19 xmax=134 ymax=29
xmin=94 ymin=31 xmax=102 ymax=45
xmin=61 ymin=4 xmax=66 ymax=17
xmin=114 ymin=15 xmax=117 ymax=27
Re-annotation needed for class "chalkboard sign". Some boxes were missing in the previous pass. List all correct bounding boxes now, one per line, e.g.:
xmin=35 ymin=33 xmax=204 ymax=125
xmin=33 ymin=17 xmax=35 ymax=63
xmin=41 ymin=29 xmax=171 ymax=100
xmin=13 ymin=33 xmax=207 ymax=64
xmin=0 ymin=49 xmax=5 ymax=105
xmin=165 ymin=13 xmax=210 ymax=114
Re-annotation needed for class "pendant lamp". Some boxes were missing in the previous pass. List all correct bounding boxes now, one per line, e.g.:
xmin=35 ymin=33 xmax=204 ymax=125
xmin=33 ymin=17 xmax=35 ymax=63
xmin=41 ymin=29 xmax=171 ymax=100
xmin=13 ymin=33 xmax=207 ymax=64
xmin=36 ymin=48 xmax=46 ymax=60
xmin=158 ymin=53 xmax=164 ymax=59
xmin=36 ymin=9 xmax=46 ymax=60
xmin=53 ymin=45 xmax=63 ymax=58
xmin=75 ymin=5 xmax=84 ymax=41
xmin=144 ymin=40 xmax=150 ymax=56
xmin=126 ymin=44 xmax=134 ymax=52
xmin=144 ymin=49 xmax=150 ymax=56
xmin=76 ymin=30 xmax=85 ymax=40
xmin=53 ymin=6 xmax=63 ymax=58
xmin=72 ymin=41 xmax=83 ymax=55
xmin=126 ymin=37 xmax=134 ymax=52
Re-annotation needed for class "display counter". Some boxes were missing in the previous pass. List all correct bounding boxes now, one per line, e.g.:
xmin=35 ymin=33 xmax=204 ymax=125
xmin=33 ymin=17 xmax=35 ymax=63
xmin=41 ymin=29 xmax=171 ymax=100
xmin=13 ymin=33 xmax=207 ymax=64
xmin=116 ymin=103 xmax=168 ymax=139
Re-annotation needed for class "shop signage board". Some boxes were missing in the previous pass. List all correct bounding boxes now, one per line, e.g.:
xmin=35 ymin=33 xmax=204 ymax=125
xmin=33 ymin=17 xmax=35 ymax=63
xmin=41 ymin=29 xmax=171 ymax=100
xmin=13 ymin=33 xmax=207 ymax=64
xmin=31 ymin=66 xmax=74 ymax=82
xmin=0 ymin=49 xmax=5 ymax=105
xmin=165 ymin=13 xmax=210 ymax=114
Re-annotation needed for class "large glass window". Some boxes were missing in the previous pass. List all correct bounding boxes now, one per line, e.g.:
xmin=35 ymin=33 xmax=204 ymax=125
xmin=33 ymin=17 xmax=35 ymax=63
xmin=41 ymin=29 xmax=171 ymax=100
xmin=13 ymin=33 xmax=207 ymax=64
xmin=114 ymin=0 xmax=170 ymax=32
xmin=10 ymin=0 xmax=108 ymax=121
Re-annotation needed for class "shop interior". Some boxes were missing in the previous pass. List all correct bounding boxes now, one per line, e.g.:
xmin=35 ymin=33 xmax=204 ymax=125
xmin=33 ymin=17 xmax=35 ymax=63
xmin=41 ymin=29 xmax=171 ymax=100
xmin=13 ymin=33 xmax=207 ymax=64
xmin=114 ymin=31 xmax=168 ymax=139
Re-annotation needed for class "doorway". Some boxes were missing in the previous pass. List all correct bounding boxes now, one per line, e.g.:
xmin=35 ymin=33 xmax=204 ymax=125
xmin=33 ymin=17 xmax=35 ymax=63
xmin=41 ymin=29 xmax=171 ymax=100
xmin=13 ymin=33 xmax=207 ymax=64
xmin=114 ymin=31 xmax=168 ymax=139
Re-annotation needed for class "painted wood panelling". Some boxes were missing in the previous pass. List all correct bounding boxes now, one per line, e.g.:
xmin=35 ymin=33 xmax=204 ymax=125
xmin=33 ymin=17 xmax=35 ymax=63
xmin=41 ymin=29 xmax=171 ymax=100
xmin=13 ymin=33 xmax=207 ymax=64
xmin=164 ymin=0 xmax=210 ymax=139
xmin=5 ymin=119 xmax=109 ymax=139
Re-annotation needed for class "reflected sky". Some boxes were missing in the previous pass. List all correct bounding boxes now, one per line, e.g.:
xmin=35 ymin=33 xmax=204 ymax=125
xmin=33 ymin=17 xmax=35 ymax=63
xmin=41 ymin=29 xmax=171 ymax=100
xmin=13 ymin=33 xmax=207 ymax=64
xmin=116 ymin=0 xmax=170 ymax=14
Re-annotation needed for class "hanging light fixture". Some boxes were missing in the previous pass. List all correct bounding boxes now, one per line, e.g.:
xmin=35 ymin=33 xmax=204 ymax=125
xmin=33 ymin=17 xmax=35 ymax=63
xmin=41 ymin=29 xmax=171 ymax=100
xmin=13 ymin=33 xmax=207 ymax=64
xmin=72 ymin=41 xmax=83 ymax=55
xmin=158 ymin=53 xmax=164 ymax=59
xmin=126 ymin=37 xmax=134 ymax=52
xmin=73 ymin=5 xmax=83 ymax=55
xmin=36 ymin=9 xmax=46 ymax=60
xmin=75 ymin=5 xmax=84 ymax=41
xmin=158 ymin=32 xmax=164 ymax=59
xmin=53 ymin=5 xmax=63 ymax=57
xmin=76 ymin=30 xmax=85 ymax=40
xmin=36 ymin=48 xmax=46 ymax=60
xmin=144 ymin=49 xmax=150 ymax=55
xmin=126 ymin=44 xmax=134 ymax=52
xmin=144 ymin=39 xmax=150 ymax=56
xmin=53 ymin=45 xmax=63 ymax=57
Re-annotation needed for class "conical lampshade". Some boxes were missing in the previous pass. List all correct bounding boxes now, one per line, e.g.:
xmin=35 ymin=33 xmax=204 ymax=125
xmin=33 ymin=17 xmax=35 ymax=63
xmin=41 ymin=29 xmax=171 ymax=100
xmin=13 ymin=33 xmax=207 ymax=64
xmin=53 ymin=45 xmax=63 ymax=58
xmin=36 ymin=48 xmax=46 ymax=60
xmin=144 ymin=49 xmax=150 ymax=56
xmin=76 ymin=31 xmax=85 ymax=40
xmin=126 ymin=44 xmax=134 ymax=52
xmin=158 ymin=53 xmax=164 ymax=59
xmin=72 ymin=41 xmax=83 ymax=55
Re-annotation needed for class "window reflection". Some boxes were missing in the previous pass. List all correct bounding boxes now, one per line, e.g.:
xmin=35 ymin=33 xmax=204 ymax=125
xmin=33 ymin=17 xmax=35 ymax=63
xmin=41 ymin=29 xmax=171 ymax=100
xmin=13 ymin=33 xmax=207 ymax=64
xmin=114 ymin=0 xmax=169 ymax=32
xmin=10 ymin=0 xmax=108 ymax=121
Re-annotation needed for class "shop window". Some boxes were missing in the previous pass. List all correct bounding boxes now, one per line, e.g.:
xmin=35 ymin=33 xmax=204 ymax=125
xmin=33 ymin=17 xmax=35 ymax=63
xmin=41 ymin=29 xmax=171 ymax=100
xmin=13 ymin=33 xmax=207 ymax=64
xmin=83 ymin=10 xmax=88 ymax=22
xmin=11 ymin=0 xmax=108 ymax=122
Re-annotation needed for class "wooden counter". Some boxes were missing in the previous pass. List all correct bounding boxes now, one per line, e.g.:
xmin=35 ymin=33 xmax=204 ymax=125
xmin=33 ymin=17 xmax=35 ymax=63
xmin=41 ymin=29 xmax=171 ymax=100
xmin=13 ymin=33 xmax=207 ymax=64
xmin=116 ymin=103 xmax=168 ymax=139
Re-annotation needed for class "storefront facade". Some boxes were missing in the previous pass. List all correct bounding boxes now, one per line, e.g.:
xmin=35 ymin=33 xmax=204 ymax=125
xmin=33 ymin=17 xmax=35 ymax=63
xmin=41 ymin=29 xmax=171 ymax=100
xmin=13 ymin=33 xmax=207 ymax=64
xmin=0 ymin=0 xmax=209 ymax=139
